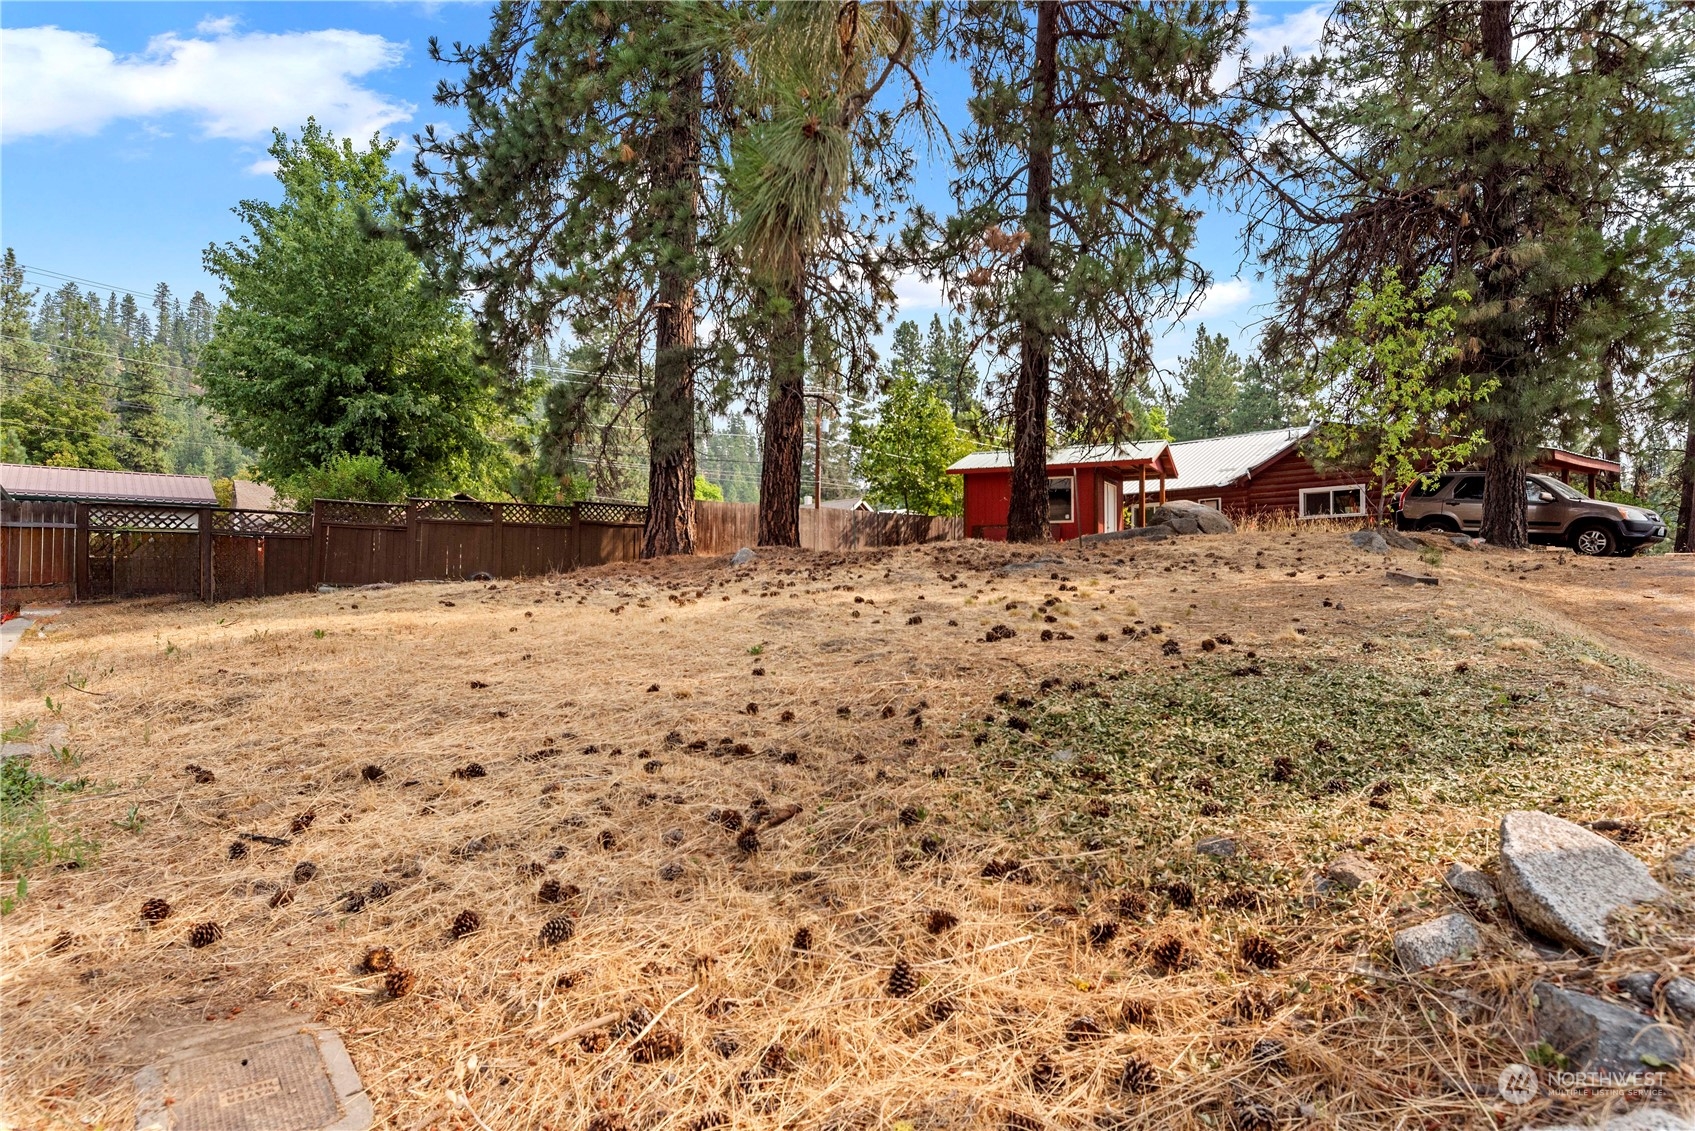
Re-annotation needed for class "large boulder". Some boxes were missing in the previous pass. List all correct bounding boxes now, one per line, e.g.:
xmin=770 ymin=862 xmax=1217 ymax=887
xmin=1532 ymin=981 xmax=1684 ymax=1076
xmin=1498 ymin=812 xmax=1666 ymax=955
xmin=1147 ymin=500 xmax=1235 ymax=535
xmin=1348 ymin=529 xmax=1390 ymax=553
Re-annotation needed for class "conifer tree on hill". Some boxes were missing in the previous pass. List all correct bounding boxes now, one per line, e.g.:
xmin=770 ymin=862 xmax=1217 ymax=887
xmin=925 ymin=0 xmax=1247 ymax=542
xmin=1246 ymin=0 xmax=1693 ymax=547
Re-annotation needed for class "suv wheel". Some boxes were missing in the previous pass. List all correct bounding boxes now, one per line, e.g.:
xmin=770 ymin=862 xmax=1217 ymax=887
xmin=1416 ymin=516 xmax=1458 ymax=533
xmin=1570 ymin=523 xmax=1618 ymax=557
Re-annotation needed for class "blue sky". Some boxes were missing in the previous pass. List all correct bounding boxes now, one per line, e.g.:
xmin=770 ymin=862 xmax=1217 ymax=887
xmin=1 ymin=1 xmax=1327 ymax=381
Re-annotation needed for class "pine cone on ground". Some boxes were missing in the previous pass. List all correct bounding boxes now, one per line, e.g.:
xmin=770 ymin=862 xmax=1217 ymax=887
xmin=540 ymin=916 xmax=574 ymax=946
xmin=385 ymin=968 xmax=416 ymax=999
xmin=1117 ymin=1056 xmax=1158 ymax=1095
xmin=925 ymin=908 xmax=959 ymax=934
xmin=1238 ymin=935 xmax=1281 ymax=970
xmin=886 ymin=957 xmax=918 ymax=998
xmin=140 ymin=898 xmax=172 ymax=923
xmin=450 ymin=909 xmax=481 ymax=938
xmin=187 ymin=921 xmax=223 ymax=948
xmin=363 ymin=946 xmax=395 ymax=972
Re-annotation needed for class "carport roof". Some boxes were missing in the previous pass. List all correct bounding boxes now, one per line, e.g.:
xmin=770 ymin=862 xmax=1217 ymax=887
xmin=0 ymin=463 xmax=217 ymax=505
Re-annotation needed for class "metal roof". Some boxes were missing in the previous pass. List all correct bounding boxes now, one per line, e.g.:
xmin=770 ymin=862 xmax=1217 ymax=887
xmin=1124 ymin=427 xmax=1310 ymax=495
xmin=947 ymin=441 xmax=1177 ymax=476
xmin=0 ymin=463 xmax=218 ymax=505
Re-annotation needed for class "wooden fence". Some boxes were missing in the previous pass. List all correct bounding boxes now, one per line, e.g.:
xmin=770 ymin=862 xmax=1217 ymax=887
xmin=691 ymin=502 xmax=963 ymax=555
xmin=1 ymin=495 xmax=958 ymax=606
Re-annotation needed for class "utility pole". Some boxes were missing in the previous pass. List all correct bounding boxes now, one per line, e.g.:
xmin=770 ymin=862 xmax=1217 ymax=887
xmin=802 ymin=392 xmax=839 ymax=509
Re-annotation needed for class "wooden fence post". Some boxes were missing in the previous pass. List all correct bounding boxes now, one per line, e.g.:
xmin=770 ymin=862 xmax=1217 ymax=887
xmin=310 ymin=500 xmax=324 ymax=588
xmin=73 ymin=503 xmax=90 ymax=601
xmin=492 ymin=502 xmax=505 ymax=578
xmin=198 ymin=507 xmax=214 ymax=603
xmin=405 ymin=499 xmax=419 ymax=582
xmin=571 ymin=502 xmax=582 ymax=570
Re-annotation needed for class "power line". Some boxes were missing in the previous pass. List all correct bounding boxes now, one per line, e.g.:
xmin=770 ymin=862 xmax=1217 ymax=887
xmin=1 ymin=364 xmax=200 ymax=402
xmin=21 ymin=264 xmax=208 ymax=305
xmin=2 ymin=334 xmax=202 ymax=378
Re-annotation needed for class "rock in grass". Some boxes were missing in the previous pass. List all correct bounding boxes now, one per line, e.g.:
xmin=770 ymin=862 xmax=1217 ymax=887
xmin=730 ymin=547 xmax=757 ymax=566
xmin=1195 ymin=836 xmax=1238 ymax=858
xmin=1322 ymin=853 xmax=1379 ymax=891
xmin=1348 ymin=530 xmax=1389 ymax=553
xmin=1531 ymin=981 xmax=1684 ymax=1076
xmin=1393 ymin=913 xmax=1482 ymax=971
xmin=1443 ymin=863 xmax=1499 ymax=909
xmin=1498 ymin=811 xmax=1665 ymax=955
xmin=1668 ymin=844 xmax=1695 ymax=884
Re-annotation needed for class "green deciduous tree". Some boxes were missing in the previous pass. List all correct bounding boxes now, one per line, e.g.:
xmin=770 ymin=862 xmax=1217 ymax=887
xmin=930 ymin=0 xmax=1248 ymax=541
xmin=850 ymin=376 xmax=971 ymax=514
xmin=274 ymin=453 xmax=409 ymax=509
xmin=1305 ymin=268 xmax=1493 ymax=514
xmin=202 ymin=122 xmax=509 ymax=496
xmin=1247 ymin=0 xmax=1694 ymax=547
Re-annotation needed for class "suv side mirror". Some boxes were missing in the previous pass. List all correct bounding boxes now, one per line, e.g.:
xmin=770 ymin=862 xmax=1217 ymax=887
xmin=1536 ymin=491 xmax=1554 ymax=503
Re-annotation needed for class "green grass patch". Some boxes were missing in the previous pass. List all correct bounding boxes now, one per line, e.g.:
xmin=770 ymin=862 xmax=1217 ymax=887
xmin=0 ymin=755 xmax=97 ymax=900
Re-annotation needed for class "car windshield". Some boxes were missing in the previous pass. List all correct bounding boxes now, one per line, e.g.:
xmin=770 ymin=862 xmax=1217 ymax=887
xmin=1531 ymin=476 xmax=1586 ymax=501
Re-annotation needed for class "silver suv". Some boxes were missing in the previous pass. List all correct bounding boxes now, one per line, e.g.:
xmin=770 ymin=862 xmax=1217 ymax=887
xmin=1395 ymin=472 xmax=1666 ymax=556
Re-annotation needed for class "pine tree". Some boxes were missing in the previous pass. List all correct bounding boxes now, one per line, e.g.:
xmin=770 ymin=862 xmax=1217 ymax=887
xmin=1246 ymin=0 xmax=1693 ymax=547
xmin=114 ymin=342 xmax=175 ymax=472
xmin=409 ymin=2 xmax=722 ymax=556
xmin=1168 ymin=326 xmax=1243 ymax=442
xmin=3 ymin=274 xmax=120 ymax=468
xmin=930 ymin=1 xmax=1247 ymax=541
xmin=726 ymin=1 xmax=931 ymax=547
xmin=1230 ymin=358 xmax=1292 ymax=434
xmin=152 ymin=283 xmax=172 ymax=348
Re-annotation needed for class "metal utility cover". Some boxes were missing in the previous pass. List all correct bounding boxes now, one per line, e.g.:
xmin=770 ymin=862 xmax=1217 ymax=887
xmin=134 ymin=1015 xmax=371 ymax=1131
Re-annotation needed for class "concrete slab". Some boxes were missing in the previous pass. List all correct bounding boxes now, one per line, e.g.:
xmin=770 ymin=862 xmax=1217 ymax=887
xmin=132 ymin=1009 xmax=371 ymax=1131
xmin=1 ymin=617 xmax=34 ymax=659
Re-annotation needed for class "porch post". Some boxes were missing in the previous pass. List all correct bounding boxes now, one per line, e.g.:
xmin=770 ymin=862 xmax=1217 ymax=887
xmin=1138 ymin=465 xmax=1147 ymax=527
xmin=1159 ymin=471 xmax=1166 ymax=506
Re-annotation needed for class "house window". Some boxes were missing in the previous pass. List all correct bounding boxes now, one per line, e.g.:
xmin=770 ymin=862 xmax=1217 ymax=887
xmin=1046 ymin=476 xmax=1075 ymax=523
xmin=1199 ymin=497 xmax=1223 ymax=511
xmin=1299 ymin=484 xmax=1366 ymax=518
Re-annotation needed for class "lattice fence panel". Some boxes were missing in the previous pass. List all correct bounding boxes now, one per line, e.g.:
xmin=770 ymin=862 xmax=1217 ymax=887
xmin=210 ymin=509 xmax=311 ymax=537
xmin=577 ymin=501 xmax=648 ymax=526
xmin=414 ymin=498 xmax=495 ymax=523
xmin=88 ymin=506 xmax=199 ymax=532
xmin=503 ymin=503 xmax=574 ymax=527
xmin=319 ymin=501 xmax=406 ymax=527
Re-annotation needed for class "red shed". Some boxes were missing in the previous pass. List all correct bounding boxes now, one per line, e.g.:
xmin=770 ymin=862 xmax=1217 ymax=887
xmin=947 ymin=442 xmax=1178 ymax=541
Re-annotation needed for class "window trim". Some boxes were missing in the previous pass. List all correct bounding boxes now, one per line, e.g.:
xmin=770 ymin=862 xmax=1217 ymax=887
xmin=1298 ymin=483 xmax=1367 ymax=520
xmin=1046 ymin=475 xmax=1075 ymax=524
xmin=1198 ymin=497 xmax=1223 ymax=511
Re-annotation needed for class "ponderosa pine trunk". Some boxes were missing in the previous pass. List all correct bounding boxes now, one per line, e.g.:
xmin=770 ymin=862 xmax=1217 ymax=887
xmin=1475 ymin=0 xmax=1529 ymax=549
xmin=1677 ymin=360 xmax=1695 ymax=554
xmin=643 ymin=64 xmax=703 ymax=559
xmin=757 ymin=270 xmax=806 ymax=547
xmin=1006 ymin=0 xmax=1059 ymax=544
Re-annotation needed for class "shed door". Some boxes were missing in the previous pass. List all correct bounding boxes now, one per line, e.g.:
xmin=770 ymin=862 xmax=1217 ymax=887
xmin=1100 ymin=479 xmax=1120 ymax=533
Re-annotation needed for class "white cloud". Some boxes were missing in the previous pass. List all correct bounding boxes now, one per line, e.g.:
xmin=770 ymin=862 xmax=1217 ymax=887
xmin=1192 ymin=277 xmax=1254 ymax=320
xmin=1245 ymin=3 xmax=1328 ymax=61
xmin=1 ymin=24 xmax=414 ymax=144
xmin=892 ymin=269 xmax=944 ymax=313
xmin=195 ymin=16 xmax=239 ymax=35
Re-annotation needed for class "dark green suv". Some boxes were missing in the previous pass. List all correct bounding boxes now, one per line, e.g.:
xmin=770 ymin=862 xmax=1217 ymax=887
xmin=1395 ymin=472 xmax=1666 ymax=556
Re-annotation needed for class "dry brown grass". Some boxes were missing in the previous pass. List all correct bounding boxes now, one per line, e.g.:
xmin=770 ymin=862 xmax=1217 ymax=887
xmin=2 ymin=531 xmax=1692 ymax=1130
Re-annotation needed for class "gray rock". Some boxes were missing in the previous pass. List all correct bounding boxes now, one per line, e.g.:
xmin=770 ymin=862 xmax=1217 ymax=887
xmin=1324 ymin=853 xmax=1381 ymax=890
xmin=1445 ymin=863 xmax=1500 ymax=908
xmin=1349 ymin=530 xmax=1390 ymax=553
xmin=1532 ymin=981 xmax=1684 ymax=1076
xmin=1147 ymin=499 xmax=1235 ymax=535
xmin=1618 ymin=972 xmax=1664 ymax=1009
xmin=1668 ymin=844 xmax=1695 ymax=884
xmin=1533 ymin=1110 xmax=1695 ymax=1131
xmin=1196 ymin=836 xmax=1238 ymax=858
xmin=1048 ymin=748 xmax=1077 ymax=763
xmin=1077 ymin=524 xmax=1177 ymax=544
xmin=1394 ymin=913 xmax=1483 ymax=971
xmin=661 ymin=828 xmax=684 ymax=847
xmin=1379 ymin=527 xmax=1422 ymax=551
xmin=730 ymin=547 xmax=757 ymax=566
xmin=1385 ymin=570 xmax=1439 ymax=586
xmin=1667 ymin=978 xmax=1695 ymax=1024
xmin=1499 ymin=811 xmax=1666 ymax=955
xmin=1450 ymin=535 xmax=1482 ymax=550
